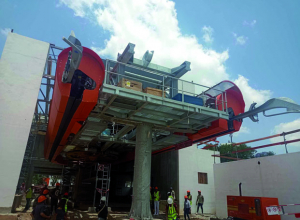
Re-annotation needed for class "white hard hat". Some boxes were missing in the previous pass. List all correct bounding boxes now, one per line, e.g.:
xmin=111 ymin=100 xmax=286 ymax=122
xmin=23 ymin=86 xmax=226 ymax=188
xmin=101 ymin=196 xmax=106 ymax=202
xmin=31 ymin=184 xmax=34 ymax=186
xmin=167 ymin=197 xmax=173 ymax=204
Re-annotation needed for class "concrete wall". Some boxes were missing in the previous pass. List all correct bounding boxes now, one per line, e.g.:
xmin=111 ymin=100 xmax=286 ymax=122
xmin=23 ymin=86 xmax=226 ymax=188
xmin=0 ymin=33 xmax=49 ymax=211
xmin=214 ymin=152 xmax=300 ymax=219
xmin=151 ymin=150 xmax=179 ymax=201
xmin=178 ymin=147 xmax=220 ymax=215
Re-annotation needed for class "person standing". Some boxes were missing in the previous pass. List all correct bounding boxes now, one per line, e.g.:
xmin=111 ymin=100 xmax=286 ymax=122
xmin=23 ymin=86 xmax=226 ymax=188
xmin=186 ymin=191 xmax=192 ymax=212
xmin=170 ymin=187 xmax=176 ymax=201
xmin=30 ymin=195 xmax=51 ymax=220
xmin=165 ymin=197 xmax=178 ymax=220
xmin=183 ymin=196 xmax=191 ymax=220
xmin=20 ymin=183 xmax=26 ymax=197
xmin=54 ymin=202 xmax=68 ymax=220
xmin=196 ymin=190 xmax=204 ymax=215
xmin=23 ymin=184 xmax=34 ymax=212
xmin=96 ymin=197 xmax=108 ymax=220
xmin=60 ymin=192 xmax=69 ymax=213
xmin=153 ymin=187 xmax=161 ymax=216
xmin=50 ymin=183 xmax=60 ymax=214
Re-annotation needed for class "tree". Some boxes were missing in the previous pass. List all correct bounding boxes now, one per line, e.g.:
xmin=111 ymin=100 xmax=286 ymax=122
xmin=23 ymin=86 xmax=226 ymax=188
xmin=207 ymin=143 xmax=257 ymax=163
xmin=32 ymin=174 xmax=45 ymax=185
xmin=256 ymin=151 xmax=276 ymax=157
xmin=50 ymin=175 xmax=60 ymax=186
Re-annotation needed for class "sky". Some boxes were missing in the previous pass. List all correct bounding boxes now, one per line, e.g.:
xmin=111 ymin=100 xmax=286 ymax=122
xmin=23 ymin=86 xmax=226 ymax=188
xmin=0 ymin=0 xmax=299 ymax=155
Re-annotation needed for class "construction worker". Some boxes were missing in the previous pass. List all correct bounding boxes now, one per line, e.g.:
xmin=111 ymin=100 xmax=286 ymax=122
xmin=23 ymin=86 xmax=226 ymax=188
xmin=96 ymin=196 xmax=108 ymax=220
xmin=196 ymin=190 xmax=204 ymax=215
xmin=61 ymin=192 xmax=69 ymax=213
xmin=186 ymin=190 xmax=192 ymax=212
xmin=50 ymin=183 xmax=60 ymax=214
xmin=40 ymin=184 xmax=48 ymax=195
xmin=165 ymin=197 xmax=178 ymax=220
xmin=170 ymin=187 xmax=176 ymax=201
xmin=183 ymin=196 xmax=191 ymax=220
xmin=167 ymin=192 xmax=174 ymax=203
xmin=33 ymin=189 xmax=50 ymax=209
xmin=23 ymin=184 xmax=34 ymax=212
xmin=153 ymin=187 xmax=161 ymax=215
xmin=54 ymin=201 xmax=68 ymax=220
xmin=31 ymin=195 xmax=51 ymax=220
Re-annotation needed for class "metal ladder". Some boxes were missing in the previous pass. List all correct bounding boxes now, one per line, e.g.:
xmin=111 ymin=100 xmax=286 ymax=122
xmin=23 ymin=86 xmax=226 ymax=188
xmin=93 ymin=163 xmax=111 ymax=207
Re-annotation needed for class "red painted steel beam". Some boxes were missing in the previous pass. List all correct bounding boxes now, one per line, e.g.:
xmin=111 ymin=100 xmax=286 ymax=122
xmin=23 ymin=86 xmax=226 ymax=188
xmin=212 ymin=138 xmax=300 ymax=157
xmin=202 ymin=144 xmax=218 ymax=149
xmin=232 ymin=129 xmax=300 ymax=146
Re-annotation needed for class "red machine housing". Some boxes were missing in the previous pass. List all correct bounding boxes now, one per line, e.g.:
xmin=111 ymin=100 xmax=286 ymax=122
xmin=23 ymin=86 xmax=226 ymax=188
xmin=227 ymin=195 xmax=281 ymax=220
xmin=44 ymin=47 xmax=105 ymax=162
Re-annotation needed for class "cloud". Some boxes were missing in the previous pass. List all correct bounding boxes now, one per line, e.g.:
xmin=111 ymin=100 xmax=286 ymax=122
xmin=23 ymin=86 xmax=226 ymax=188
xmin=59 ymin=0 xmax=271 ymax=109
xmin=234 ymin=126 xmax=250 ymax=137
xmin=202 ymin=26 xmax=214 ymax=43
xmin=233 ymin=32 xmax=248 ymax=45
xmin=234 ymin=75 xmax=272 ymax=109
xmin=1 ymin=28 xmax=11 ymax=37
xmin=243 ymin=20 xmax=257 ymax=27
xmin=271 ymin=118 xmax=300 ymax=148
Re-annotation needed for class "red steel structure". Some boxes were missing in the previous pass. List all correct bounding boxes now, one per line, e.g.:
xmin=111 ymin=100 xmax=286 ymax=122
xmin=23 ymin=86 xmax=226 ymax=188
xmin=44 ymin=47 xmax=105 ymax=162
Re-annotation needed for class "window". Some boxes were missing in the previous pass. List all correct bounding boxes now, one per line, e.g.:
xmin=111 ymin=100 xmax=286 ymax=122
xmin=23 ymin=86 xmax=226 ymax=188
xmin=198 ymin=172 xmax=208 ymax=184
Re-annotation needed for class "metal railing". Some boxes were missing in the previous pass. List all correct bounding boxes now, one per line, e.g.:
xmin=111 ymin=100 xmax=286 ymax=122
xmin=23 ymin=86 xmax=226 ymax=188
xmin=103 ymin=59 xmax=228 ymax=113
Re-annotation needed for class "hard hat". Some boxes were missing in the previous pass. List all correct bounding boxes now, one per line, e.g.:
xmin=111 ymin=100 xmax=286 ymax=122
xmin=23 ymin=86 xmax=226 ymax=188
xmin=56 ymin=183 xmax=60 ymax=186
xmin=184 ymin=196 xmax=188 ymax=199
xmin=31 ymin=184 xmax=34 ymax=186
xmin=150 ymin=187 xmax=152 ymax=189
xmin=187 ymin=190 xmax=190 ymax=193
xmin=38 ymin=195 xmax=47 ymax=203
xmin=155 ymin=187 xmax=158 ymax=189
xmin=64 ymin=192 xmax=68 ymax=196
xmin=43 ymin=189 xmax=49 ymax=195
xmin=167 ymin=197 xmax=173 ymax=204
xmin=170 ymin=187 xmax=173 ymax=190
xmin=198 ymin=190 xmax=201 ymax=193
xmin=101 ymin=196 xmax=106 ymax=202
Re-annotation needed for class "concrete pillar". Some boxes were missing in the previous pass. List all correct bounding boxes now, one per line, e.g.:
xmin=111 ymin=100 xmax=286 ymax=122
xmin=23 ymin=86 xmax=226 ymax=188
xmin=0 ymin=33 xmax=49 ymax=211
xmin=129 ymin=124 xmax=153 ymax=220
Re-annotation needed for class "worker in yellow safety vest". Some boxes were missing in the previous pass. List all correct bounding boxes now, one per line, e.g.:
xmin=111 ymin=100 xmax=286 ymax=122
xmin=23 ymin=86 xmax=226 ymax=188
xmin=61 ymin=192 xmax=69 ymax=213
xmin=187 ymin=190 xmax=192 ymax=212
xmin=167 ymin=192 xmax=174 ymax=203
xmin=23 ymin=184 xmax=34 ymax=212
xmin=153 ymin=187 xmax=161 ymax=215
xmin=165 ymin=197 xmax=178 ymax=220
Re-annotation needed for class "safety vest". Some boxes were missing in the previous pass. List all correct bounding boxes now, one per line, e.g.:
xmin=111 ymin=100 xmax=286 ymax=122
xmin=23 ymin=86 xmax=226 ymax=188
xmin=154 ymin=191 xmax=159 ymax=201
xmin=61 ymin=198 xmax=69 ymax=212
xmin=26 ymin=188 xmax=32 ymax=199
xmin=167 ymin=205 xmax=177 ymax=220
xmin=150 ymin=192 xmax=152 ymax=201
xmin=188 ymin=195 xmax=192 ymax=205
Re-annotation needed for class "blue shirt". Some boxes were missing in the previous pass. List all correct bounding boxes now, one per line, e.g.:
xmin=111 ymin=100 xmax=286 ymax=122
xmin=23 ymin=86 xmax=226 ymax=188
xmin=184 ymin=200 xmax=191 ymax=209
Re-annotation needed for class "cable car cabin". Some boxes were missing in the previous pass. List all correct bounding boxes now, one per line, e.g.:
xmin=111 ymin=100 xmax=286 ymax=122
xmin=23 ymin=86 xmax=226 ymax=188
xmin=227 ymin=196 xmax=281 ymax=220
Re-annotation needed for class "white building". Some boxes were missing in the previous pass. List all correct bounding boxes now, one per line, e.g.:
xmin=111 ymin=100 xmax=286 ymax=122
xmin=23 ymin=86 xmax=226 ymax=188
xmin=214 ymin=151 xmax=300 ymax=220
xmin=152 ymin=145 xmax=220 ymax=215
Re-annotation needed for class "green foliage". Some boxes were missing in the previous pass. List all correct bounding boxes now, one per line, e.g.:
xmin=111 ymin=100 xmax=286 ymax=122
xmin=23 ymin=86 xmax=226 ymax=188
xmin=207 ymin=143 xmax=257 ymax=163
xmin=50 ymin=175 xmax=60 ymax=186
xmin=32 ymin=174 xmax=45 ymax=185
xmin=259 ymin=151 xmax=276 ymax=157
